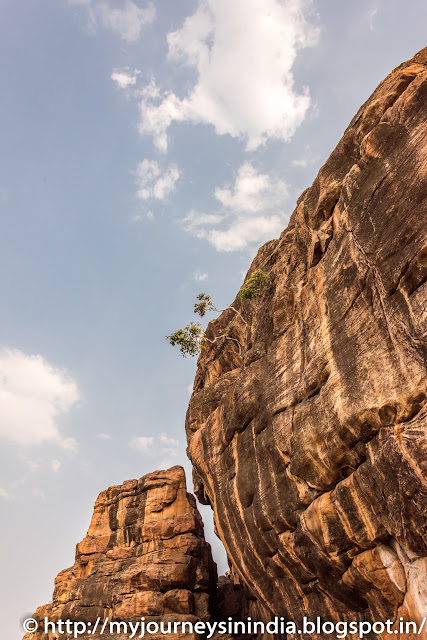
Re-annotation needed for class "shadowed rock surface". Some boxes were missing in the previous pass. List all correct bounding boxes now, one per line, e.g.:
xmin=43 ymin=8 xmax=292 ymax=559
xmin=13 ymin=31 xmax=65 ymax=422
xmin=23 ymin=466 xmax=217 ymax=640
xmin=186 ymin=48 xmax=427 ymax=639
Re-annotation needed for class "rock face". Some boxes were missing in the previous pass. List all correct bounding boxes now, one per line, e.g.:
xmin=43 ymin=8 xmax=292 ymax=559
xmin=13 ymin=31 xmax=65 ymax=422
xmin=22 ymin=49 xmax=427 ymax=640
xmin=186 ymin=49 xmax=427 ymax=638
xmin=23 ymin=466 xmax=217 ymax=640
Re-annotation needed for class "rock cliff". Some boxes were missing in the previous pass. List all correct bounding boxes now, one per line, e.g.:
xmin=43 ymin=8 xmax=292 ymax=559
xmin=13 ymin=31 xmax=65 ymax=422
xmin=23 ymin=49 xmax=427 ymax=640
xmin=186 ymin=48 xmax=427 ymax=638
xmin=23 ymin=466 xmax=217 ymax=640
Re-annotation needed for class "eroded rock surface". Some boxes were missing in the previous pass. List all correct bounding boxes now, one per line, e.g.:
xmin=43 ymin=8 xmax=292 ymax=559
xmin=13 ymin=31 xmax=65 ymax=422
xmin=186 ymin=48 xmax=427 ymax=638
xmin=23 ymin=466 xmax=217 ymax=640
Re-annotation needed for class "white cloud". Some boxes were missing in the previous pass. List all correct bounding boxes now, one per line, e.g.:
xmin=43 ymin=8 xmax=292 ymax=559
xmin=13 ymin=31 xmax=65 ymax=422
xmin=182 ymin=211 xmax=225 ymax=235
xmin=136 ymin=159 xmax=180 ymax=201
xmin=138 ymin=0 xmax=319 ymax=151
xmin=159 ymin=433 xmax=179 ymax=448
xmin=183 ymin=163 xmax=288 ymax=251
xmin=369 ymin=8 xmax=378 ymax=32
xmin=0 ymin=488 xmax=9 ymax=499
xmin=0 ymin=349 xmax=80 ymax=447
xmin=208 ymin=215 xmax=283 ymax=252
xmin=193 ymin=269 xmax=208 ymax=282
xmin=129 ymin=435 xmax=154 ymax=453
xmin=131 ymin=211 xmax=155 ymax=223
xmin=111 ymin=68 xmax=140 ymax=89
xmin=158 ymin=433 xmax=180 ymax=469
xmin=215 ymin=162 xmax=288 ymax=212
xmin=292 ymin=158 xmax=309 ymax=168
xmin=138 ymin=82 xmax=184 ymax=153
xmin=97 ymin=432 xmax=112 ymax=440
xmin=72 ymin=0 xmax=155 ymax=41
xmin=98 ymin=1 xmax=155 ymax=41
xmin=129 ymin=433 xmax=182 ymax=469
xmin=51 ymin=459 xmax=61 ymax=472
xmin=61 ymin=437 xmax=78 ymax=452
xmin=292 ymin=144 xmax=319 ymax=168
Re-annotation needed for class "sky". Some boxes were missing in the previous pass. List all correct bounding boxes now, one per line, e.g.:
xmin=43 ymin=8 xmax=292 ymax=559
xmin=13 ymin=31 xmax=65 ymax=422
xmin=0 ymin=1 xmax=426 ymax=637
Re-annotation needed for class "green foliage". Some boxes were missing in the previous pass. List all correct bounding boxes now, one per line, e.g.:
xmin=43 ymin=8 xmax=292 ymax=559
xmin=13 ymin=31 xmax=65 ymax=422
xmin=194 ymin=293 xmax=215 ymax=317
xmin=166 ymin=322 xmax=204 ymax=357
xmin=239 ymin=269 xmax=269 ymax=300
xmin=167 ymin=269 xmax=269 ymax=357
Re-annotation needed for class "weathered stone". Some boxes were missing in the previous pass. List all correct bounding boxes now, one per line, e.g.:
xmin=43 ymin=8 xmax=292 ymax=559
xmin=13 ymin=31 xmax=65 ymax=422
xmin=23 ymin=466 xmax=217 ymax=640
xmin=186 ymin=48 xmax=427 ymax=638
xmin=22 ymin=48 xmax=427 ymax=640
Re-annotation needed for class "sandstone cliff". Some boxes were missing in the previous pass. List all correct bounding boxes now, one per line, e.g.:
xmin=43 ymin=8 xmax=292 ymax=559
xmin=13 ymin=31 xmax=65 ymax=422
xmin=186 ymin=48 xmax=427 ymax=638
xmin=23 ymin=49 xmax=427 ymax=640
xmin=23 ymin=466 xmax=217 ymax=640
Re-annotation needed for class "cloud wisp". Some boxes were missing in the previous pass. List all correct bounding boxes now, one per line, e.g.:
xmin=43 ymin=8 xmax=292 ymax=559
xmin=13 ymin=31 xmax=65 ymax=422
xmin=369 ymin=8 xmax=378 ymax=32
xmin=0 ymin=348 xmax=80 ymax=448
xmin=193 ymin=269 xmax=208 ymax=282
xmin=138 ymin=0 xmax=319 ymax=152
xmin=135 ymin=159 xmax=180 ymax=202
xmin=97 ymin=432 xmax=112 ymax=440
xmin=129 ymin=432 xmax=181 ymax=469
xmin=183 ymin=162 xmax=288 ymax=252
xmin=70 ymin=0 xmax=156 ymax=42
xmin=129 ymin=435 xmax=154 ymax=453
xmin=111 ymin=68 xmax=140 ymax=89
xmin=51 ymin=459 xmax=61 ymax=472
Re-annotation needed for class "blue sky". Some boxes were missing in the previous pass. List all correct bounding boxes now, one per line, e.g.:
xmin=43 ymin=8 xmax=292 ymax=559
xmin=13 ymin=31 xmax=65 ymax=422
xmin=0 ymin=1 xmax=426 ymax=637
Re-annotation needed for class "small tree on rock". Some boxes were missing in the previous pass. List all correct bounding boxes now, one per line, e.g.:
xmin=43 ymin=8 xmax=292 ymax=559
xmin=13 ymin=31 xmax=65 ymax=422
xmin=166 ymin=269 xmax=269 ymax=358
xmin=239 ymin=269 xmax=269 ymax=300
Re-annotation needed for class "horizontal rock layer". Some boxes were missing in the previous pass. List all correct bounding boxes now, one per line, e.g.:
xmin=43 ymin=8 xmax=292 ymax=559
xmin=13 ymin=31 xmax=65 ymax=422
xmin=186 ymin=48 xmax=427 ymax=639
xmin=23 ymin=466 xmax=217 ymax=640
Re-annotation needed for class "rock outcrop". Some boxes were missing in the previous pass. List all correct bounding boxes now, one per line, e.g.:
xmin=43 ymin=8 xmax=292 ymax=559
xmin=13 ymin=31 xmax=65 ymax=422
xmin=23 ymin=48 xmax=427 ymax=640
xmin=186 ymin=48 xmax=427 ymax=638
xmin=23 ymin=466 xmax=217 ymax=640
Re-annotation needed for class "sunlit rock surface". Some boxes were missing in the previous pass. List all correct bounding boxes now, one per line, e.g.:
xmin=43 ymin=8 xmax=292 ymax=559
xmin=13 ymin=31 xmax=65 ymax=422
xmin=23 ymin=466 xmax=217 ymax=640
xmin=186 ymin=48 xmax=427 ymax=639
xmin=22 ymin=48 xmax=427 ymax=640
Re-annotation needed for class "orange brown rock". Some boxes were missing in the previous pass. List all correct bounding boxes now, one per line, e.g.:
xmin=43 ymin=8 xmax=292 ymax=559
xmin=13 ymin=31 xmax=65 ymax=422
xmin=23 ymin=466 xmax=217 ymax=640
xmin=22 ymin=48 xmax=427 ymax=640
xmin=186 ymin=48 xmax=427 ymax=639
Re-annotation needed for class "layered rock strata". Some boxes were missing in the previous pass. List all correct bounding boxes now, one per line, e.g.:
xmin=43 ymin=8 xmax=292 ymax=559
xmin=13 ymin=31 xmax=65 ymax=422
xmin=23 ymin=466 xmax=217 ymax=640
xmin=186 ymin=48 xmax=427 ymax=638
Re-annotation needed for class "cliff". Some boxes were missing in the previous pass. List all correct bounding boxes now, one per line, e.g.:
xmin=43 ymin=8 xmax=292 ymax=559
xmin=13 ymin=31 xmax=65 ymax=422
xmin=186 ymin=47 xmax=427 ymax=638
xmin=23 ymin=49 xmax=427 ymax=640
xmin=23 ymin=467 xmax=217 ymax=640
